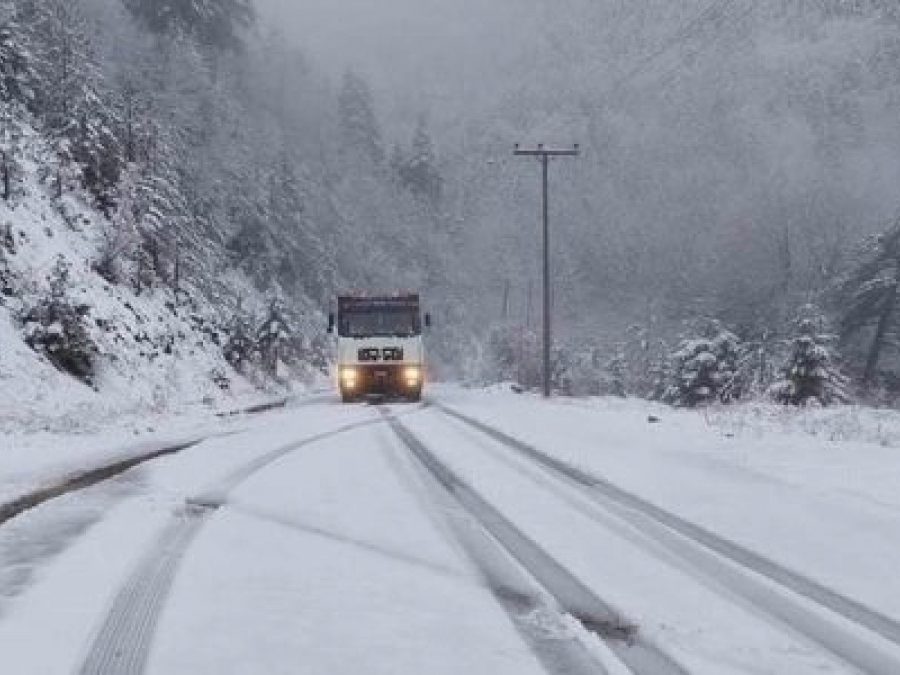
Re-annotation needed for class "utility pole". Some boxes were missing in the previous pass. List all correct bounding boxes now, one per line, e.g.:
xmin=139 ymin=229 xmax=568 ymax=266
xmin=514 ymin=143 xmax=580 ymax=398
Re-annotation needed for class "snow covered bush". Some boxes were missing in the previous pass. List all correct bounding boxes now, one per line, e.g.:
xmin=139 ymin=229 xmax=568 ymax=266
xmin=550 ymin=345 xmax=577 ymax=396
xmin=94 ymin=210 xmax=137 ymax=285
xmin=605 ymin=345 xmax=628 ymax=397
xmin=484 ymin=324 xmax=541 ymax=389
xmin=256 ymin=300 xmax=292 ymax=377
xmin=662 ymin=321 xmax=745 ymax=408
xmin=223 ymin=315 xmax=254 ymax=374
xmin=21 ymin=257 xmax=97 ymax=385
xmin=305 ymin=334 xmax=330 ymax=376
xmin=621 ymin=323 xmax=669 ymax=399
xmin=553 ymin=344 xmax=609 ymax=397
xmin=771 ymin=311 xmax=849 ymax=406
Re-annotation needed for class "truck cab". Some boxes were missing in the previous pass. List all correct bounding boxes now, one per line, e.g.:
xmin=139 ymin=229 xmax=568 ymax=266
xmin=329 ymin=294 xmax=430 ymax=402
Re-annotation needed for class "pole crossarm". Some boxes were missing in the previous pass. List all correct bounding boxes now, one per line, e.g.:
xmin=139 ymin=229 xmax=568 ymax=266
xmin=514 ymin=144 xmax=581 ymax=158
xmin=512 ymin=142 xmax=580 ymax=398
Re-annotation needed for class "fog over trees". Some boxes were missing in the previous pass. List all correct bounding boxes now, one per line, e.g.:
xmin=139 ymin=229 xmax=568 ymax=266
xmin=4 ymin=0 xmax=900 ymax=402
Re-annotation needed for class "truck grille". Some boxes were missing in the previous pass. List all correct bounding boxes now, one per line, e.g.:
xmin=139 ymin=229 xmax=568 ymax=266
xmin=357 ymin=347 xmax=405 ymax=362
xmin=358 ymin=348 xmax=381 ymax=362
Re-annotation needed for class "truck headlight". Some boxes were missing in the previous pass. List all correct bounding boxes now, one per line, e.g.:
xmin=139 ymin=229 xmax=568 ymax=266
xmin=404 ymin=366 xmax=421 ymax=385
xmin=340 ymin=368 xmax=358 ymax=387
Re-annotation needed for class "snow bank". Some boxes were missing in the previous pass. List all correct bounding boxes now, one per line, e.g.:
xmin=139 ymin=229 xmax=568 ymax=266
xmin=0 ymin=127 xmax=297 ymax=440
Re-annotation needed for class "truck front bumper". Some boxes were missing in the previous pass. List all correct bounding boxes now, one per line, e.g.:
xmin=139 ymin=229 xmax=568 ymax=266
xmin=339 ymin=364 xmax=423 ymax=399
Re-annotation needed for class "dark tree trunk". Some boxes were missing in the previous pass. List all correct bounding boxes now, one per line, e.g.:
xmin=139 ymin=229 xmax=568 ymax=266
xmin=864 ymin=282 xmax=898 ymax=385
xmin=2 ymin=156 xmax=10 ymax=201
xmin=174 ymin=248 xmax=181 ymax=296
xmin=136 ymin=252 xmax=144 ymax=296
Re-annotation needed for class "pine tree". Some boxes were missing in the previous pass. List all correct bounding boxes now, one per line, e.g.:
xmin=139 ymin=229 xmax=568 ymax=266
xmin=398 ymin=116 xmax=442 ymax=204
xmin=22 ymin=256 xmax=97 ymax=384
xmin=771 ymin=309 xmax=849 ymax=406
xmin=0 ymin=2 xmax=34 ymax=106
xmin=27 ymin=0 xmax=123 ymax=208
xmin=122 ymin=0 xmax=255 ymax=50
xmin=0 ymin=101 xmax=23 ymax=200
xmin=95 ymin=165 xmax=140 ymax=283
xmin=338 ymin=70 xmax=384 ymax=166
xmin=224 ymin=312 xmax=255 ymax=373
xmin=131 ymin=130 xmax=188 ymax=285
xmin=0 ymin=2 xmax=34 ymax=202
xmin=257 ymin=298 xmax=291 ymax=377
xmin=606 ymin=345 xmax=627 ymax=397
xmin=836 ymin=218 xmax=900 ymax=385
xmin=662 ymin=321 xmax=745 ymax=407
xmin=265 ymin=150 xmax=334 ymax=302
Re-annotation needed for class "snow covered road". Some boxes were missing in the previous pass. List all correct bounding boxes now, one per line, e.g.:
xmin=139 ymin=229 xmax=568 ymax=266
xmin=1 ymin=388 xmax=900 ymax=674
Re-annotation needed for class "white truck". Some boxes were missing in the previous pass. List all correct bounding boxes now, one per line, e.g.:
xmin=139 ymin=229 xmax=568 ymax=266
xmin=328 ymin=293 xmax=431 ymax=402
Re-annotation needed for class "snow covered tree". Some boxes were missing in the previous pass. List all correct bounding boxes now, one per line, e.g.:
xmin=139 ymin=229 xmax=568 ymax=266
xmin=0 ymin=3 xmax=34 ymax=202
xmin=484 ymin=324 xmax=541 ymax=388
xmin=256 ymin=298 xmax=291 ymax=377
xmin=113 ymin=128 xmax=188 ymax=287
xmin=265 ymin=150 xmax=335 ymax=304
xmin=397 ymin=116 xmax=442 ymax=205
xmin=0 ymin=102 xmax=23 ymax=200
xmin=771 ymin=308 xmax=849 ymax=406
xmin=836 ymin=219 xmax=900 ymax=385
xmin=26 ymin=0 xmax=123 ymax=208
xmin=620 ymin=323 xmax=671 ymax=399
xmin=0 ymin=221 xmax=11 ymax=295
xmin=22 ymin=256 xmax=97 ymax=384
xmin=122 ymin=0 xmax=255 ymax=50
xmin=606 ymin=345 xmax=627 ymax=397
xmin=0 ymin=3 xmax=34 ymax=106
xmin=338 ymin=70 xmax=384 ymax=167
xmin=550 ymin=345 xmax=577 ymax=396
xmin=735 ymin=328 xmax=783 ymax=396
xmin=223 ymin=312 xmax=255 ymax=373
xmin=94 ymin=172 xmax=139 ymax=284
xmin=662 ymin=321 xmax=745 ymax=407
xmin=306 ymin=333 xmax=330 ymax=376
xmin=132 ymin=241 xmax=156 ymax=294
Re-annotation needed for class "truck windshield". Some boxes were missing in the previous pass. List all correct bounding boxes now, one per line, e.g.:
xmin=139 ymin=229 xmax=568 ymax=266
xmin=340 ymin=308 xmax=420 ymax=338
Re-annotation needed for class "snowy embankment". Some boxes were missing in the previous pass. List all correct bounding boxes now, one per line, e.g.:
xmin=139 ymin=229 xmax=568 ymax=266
xmin=0 ymin=128 xmax=303 ymax=444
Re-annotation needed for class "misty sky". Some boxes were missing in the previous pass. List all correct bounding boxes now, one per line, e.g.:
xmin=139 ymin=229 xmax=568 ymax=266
xmin=255 ymin=0 xmax=542 ymax=128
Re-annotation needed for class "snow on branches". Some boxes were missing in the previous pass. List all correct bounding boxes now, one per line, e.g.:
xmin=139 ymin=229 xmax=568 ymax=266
xmin=21 ymin=256 xmax=97 ymax=385
xmin=771 ymin=308 xmax=849 ymax=406
xmin=662 ymin=321 xmax=746 ymax=408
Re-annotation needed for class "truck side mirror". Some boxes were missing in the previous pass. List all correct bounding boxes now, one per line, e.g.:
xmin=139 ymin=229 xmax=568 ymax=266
xmin=327 ymin=313 xmax=335 ymax=334
xmin=425 ymin=313 xmax=432 ymax=329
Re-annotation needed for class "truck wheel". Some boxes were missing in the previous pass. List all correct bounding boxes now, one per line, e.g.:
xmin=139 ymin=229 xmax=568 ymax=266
xmin=341 ymin=391 xmax=356 ymax=403
xmin=407 ymin=390 xmax=423 ymax=403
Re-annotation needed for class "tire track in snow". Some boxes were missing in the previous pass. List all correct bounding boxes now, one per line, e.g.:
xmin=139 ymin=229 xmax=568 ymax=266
xmin=0 ymin=393 xmax=332 ymax=530
xmin=78 ymin=506 xmax=207 ymax=675
xmin=435 ymin=403 xmax=900 ymax=675
xmin=0 ymin=441 xmax=200 ymax=528
xmin=77 ymin=413 xmax=387 ymax=675
xmin=378 ymin=425 xmax=612 ymax=675
xmin=384 ymin=410 xmax=688 ymax=675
